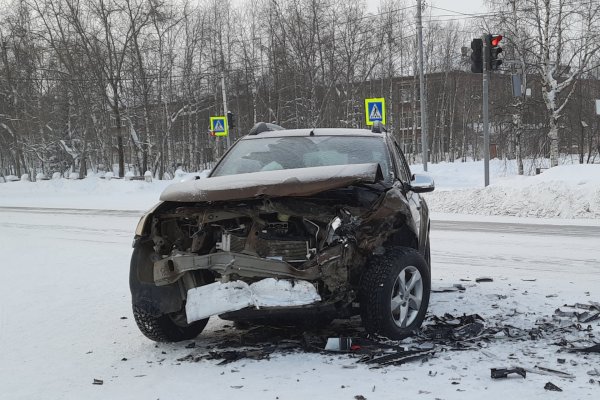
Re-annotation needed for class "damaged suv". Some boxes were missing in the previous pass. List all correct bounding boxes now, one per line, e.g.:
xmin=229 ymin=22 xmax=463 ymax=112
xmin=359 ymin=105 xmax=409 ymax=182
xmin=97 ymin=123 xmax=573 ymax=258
xmin=130 ymin=122 xmax=434 ymax=342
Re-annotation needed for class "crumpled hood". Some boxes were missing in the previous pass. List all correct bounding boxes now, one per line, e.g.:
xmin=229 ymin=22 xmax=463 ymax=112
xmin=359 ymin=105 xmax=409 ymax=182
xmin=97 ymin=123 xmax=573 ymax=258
xmin=160 ymin=163 xmax=384 ymax=202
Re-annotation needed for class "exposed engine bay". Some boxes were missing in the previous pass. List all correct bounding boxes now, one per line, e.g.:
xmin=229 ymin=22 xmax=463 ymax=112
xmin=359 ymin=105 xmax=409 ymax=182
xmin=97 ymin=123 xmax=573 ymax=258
xmin=139 ymin=185 xmax=415 ymax=322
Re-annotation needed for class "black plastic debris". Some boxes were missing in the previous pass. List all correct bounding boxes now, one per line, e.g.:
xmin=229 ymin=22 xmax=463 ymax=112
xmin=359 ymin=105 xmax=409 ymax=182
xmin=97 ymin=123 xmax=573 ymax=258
xmin=212 ymin=350 xmax=270 ymax=365
xmin=544 ymin=382 xmax=562 ymax=392
xmin=557 ymin=302 xmax=600 ymax=323
xmin=554 ymin=309 xmax=578 ymax=318
xmin=359 ymin=348 xmax=435 ymax=367
xmin=454 ymin=322 xmax=485 ymax=339
xmin=568 ymin=344 xmax=600 ymax=354
xmin=528 ymin=328 xmax=544 ymax=340
xmin=491 ymin=367 xmax=526 ymax=379
xmin=432 ymin=286 xmax=462 ymax=293
xmin=92 ymin=379 xmax=103 ymax=385
xmin=578 ymin=312 xmax=600 ymax=323
xmin=476 ymin=277 xmax=493 ymax=283
xmin=420 ymin=314 xmax=486 ymax=342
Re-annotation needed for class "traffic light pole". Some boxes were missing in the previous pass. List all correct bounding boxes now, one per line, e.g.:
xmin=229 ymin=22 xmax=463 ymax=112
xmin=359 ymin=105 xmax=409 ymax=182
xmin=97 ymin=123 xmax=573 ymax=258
xmin=417 ymin=0 xmax=428 ymax=172
xmin=482 ymin=35 xmax=490 ymax=187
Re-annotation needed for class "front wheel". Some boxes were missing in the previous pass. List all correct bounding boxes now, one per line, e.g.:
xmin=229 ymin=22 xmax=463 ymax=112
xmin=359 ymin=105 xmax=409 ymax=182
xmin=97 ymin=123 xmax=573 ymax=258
xmin=130 ymin=242 xmax=210 ymax=342
xmin=133 ymin=305 xmax=208 ymax=342
xmin=360 ymin=246 xmax=431 ymax=340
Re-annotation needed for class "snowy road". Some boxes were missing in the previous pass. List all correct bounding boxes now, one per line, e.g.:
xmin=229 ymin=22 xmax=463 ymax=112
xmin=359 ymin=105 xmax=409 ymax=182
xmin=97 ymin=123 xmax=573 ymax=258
xmin=1 ymin=207 xmax=599 ymax=399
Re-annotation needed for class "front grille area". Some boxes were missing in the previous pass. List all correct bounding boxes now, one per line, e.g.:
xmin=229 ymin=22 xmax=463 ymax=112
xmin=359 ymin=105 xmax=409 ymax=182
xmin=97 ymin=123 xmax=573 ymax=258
xmin=255 ymin=238 xmax=308 ymax=262
xmin=227 ymin=233 xmax=308 ymax=262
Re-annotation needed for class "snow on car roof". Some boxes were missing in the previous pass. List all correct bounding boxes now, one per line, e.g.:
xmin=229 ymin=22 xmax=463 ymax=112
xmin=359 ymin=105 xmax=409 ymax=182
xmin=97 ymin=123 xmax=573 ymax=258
xmin=241 ymin=128 xmax=383 ymax=139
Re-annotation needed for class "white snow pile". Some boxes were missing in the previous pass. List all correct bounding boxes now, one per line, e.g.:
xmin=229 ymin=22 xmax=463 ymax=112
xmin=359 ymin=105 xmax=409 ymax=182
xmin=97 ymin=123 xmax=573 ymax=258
xmin=1 ymin=160 xmax=599 ymax=219
xmin=0 ymin=170 xmax=210 ymax=211
xmin=418 ymin=162 xmax=600 ymax=219
xmin=0 ymin=176 xmax=171 ymax=210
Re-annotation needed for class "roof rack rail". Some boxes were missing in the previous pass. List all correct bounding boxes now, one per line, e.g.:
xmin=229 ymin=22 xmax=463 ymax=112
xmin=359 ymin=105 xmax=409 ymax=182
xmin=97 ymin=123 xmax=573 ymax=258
xmin=248 ymin=122 xmax=285 ymax=135
xmin=371 ymin=121 xmax=387 ymax=134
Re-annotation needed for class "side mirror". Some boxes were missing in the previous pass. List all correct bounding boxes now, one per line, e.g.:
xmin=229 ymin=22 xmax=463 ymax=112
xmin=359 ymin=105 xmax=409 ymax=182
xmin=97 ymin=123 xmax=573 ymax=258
xmin=409 ymin=173 xmax=435 ymax=193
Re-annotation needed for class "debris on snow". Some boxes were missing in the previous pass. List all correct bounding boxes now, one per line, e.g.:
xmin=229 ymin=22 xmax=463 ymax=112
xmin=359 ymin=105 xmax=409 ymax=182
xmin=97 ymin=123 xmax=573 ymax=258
xmin=568 ymin=344 xmax=600 ymax=353
xmin=92 ymin=379 xmax=103 ymax=385
xmin=490 ymin=367 xmax=526 ymax=379
xmin=324 ymin=337 xmax=356 ymax=352
xmin=587 ymin=368 xmax=600 ymax=377
xmin=534 ymin=366 xmax=575 ymax=380
xmin=543 ymin=382 xmax=563 ymax=392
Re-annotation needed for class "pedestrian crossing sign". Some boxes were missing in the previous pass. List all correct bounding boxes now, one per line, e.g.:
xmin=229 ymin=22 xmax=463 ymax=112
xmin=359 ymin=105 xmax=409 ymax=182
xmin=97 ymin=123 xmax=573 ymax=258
xmin=210 ymin=116 xmax=228 ymax=137
xmin=364 ymin=98 xmax=386 ymax=126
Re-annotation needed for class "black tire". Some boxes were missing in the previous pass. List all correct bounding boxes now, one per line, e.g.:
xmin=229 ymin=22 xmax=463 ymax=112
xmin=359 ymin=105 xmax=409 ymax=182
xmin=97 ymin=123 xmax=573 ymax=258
xmin=130 ymin=242 xmax=210 ymax=342
xmin=359 ymin=246 xmax=431 ymax=340
xmin=133 ymin=305 xmax=208 ymax=342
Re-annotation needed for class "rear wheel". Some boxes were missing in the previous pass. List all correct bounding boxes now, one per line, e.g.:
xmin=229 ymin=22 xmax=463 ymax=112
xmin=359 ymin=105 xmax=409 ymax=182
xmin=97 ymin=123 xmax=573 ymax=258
xmin=360 ymin=246 xmax=430 ymax=339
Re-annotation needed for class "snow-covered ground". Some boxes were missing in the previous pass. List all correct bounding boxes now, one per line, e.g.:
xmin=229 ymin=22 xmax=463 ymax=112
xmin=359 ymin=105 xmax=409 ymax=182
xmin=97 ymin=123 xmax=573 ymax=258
xmin=1 ymin=208 xmax=599 ymax=399
xmin=1 ymin=160 xmax=599 ymax=399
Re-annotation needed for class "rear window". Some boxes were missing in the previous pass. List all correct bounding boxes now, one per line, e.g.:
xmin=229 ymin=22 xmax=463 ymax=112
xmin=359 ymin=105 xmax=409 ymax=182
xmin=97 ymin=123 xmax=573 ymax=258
xmin=211 ymin=136 xmax=392 ymax=179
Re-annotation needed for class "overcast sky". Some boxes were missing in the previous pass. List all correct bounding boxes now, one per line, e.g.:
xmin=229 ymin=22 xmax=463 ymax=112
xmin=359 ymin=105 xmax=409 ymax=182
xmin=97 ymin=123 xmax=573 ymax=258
xmin=365 ymin=0 xmax=487 ymax=17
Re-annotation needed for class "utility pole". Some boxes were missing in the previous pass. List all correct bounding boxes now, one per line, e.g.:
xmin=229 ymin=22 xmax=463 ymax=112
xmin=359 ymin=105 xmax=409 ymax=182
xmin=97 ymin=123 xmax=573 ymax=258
xmin=220 ymin=36 xmax=230 ymax=149
xmin=221 ymin=72 xmax=230 ymax=148
xmin=482 ymin=34 xmax=490 ymax=187
xmin=416 ymin=0 xmax=429 ymax=172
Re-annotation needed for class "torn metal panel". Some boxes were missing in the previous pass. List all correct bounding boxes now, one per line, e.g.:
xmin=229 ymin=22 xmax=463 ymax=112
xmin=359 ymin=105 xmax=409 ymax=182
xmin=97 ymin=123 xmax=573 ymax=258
xmin=154 ymin=251 xmax=322 ymax=286
xmin=160 ymin=163 xmax=384 ymax=202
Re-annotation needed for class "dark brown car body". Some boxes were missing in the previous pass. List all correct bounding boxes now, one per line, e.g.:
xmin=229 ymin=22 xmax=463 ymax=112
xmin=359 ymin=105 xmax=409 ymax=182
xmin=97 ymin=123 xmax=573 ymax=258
xmin=130 ymin=128 xmax=433 ymax=340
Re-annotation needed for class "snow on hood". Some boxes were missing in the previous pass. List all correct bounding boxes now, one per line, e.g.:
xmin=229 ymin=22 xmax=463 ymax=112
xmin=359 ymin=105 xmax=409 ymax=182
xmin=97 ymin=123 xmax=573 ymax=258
xmin=160 ymin=163 xmax=384 ymax=202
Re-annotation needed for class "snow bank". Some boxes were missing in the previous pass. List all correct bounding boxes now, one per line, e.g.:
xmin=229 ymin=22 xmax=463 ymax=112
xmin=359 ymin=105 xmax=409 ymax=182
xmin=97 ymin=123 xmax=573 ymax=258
xmin=1 ymin=160 xmax=598 ymax=219
xmin=0 ymin=176 xmax=171 ymax=211
xmin=418 ymin=162 xmax=600 ymax=219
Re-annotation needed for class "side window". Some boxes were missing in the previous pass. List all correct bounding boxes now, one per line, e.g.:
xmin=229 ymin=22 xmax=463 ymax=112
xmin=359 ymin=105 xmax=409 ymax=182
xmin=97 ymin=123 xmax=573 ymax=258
xmin=392 ymin=142 xmax=411 ymax=182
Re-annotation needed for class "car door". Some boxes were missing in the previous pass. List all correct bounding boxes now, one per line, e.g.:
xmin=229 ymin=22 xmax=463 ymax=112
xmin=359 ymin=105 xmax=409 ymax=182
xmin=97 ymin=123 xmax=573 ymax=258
xmin=390 ymin=141 xmax=429 ymax=254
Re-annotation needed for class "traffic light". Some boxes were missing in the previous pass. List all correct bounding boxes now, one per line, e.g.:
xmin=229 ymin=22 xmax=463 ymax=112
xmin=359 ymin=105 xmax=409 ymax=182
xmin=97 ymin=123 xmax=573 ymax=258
xmin=227 ymin=111 xmax=236 ymax=129
xmin=488 ymin=34 xmax=503 ymax=71
xmin=470 ymin=38 xmax=483 ymax=73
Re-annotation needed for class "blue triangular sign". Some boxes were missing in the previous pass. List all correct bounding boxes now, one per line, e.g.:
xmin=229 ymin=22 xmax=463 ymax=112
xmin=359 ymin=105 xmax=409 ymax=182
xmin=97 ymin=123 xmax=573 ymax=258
xmin=370 ymin=104 xmax=382 ymax=120
xmin=214 ymin=120 xmax=224 ymax=131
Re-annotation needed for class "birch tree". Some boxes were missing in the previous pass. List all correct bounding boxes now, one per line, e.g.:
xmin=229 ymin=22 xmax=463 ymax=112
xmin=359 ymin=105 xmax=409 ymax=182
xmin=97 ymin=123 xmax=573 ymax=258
xmin=496 ymin=0 xmax=600 ymax=167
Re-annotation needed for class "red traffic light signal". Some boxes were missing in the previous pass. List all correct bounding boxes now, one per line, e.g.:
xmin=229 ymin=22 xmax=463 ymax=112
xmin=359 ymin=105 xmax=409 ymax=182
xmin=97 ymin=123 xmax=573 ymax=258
xmin=487 ymin=34 xmax=503 ymax=71
xmin=490 ymin=34 xmax=503 ymax=47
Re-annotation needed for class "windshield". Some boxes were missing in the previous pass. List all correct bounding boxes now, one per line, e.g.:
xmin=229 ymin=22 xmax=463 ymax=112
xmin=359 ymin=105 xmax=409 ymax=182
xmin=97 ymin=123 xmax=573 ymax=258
xmin=211 ymin=135 xmax=392 ymax=179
